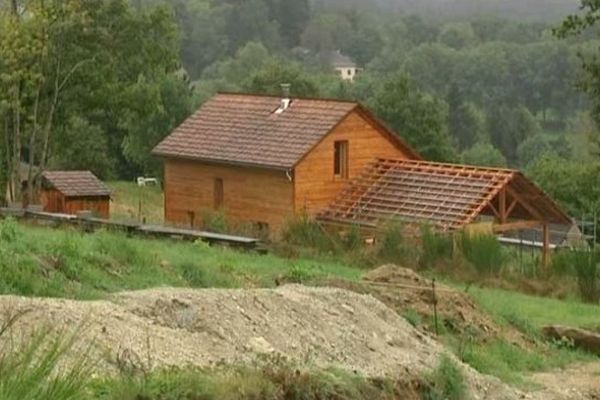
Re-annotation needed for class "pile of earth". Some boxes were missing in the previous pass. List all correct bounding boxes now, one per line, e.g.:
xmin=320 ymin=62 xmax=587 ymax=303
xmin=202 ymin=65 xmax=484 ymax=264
xmin=326 ymin=265 xmax=528 ymax=345
xmin=0 ymin=285 xmax=526 ymax=399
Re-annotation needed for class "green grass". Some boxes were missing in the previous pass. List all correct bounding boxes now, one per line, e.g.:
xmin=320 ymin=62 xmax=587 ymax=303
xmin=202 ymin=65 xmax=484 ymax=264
xmin=448 ymin=285 xmax=600 ymax=387
xmin=107 ymin=181 xmax=163 ymax=224
xmin=0 ymin=219 xmax=361 ymax=299
xmin=468 ymin=286 xmax=600 ymax=329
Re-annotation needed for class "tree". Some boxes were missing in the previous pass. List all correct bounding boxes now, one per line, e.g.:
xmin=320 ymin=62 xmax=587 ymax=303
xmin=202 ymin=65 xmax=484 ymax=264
xmin=447 ymin=84 xmax=486 ymax=150
xmin=487 ymin=104 xmax=539 ymax=164
xmin=528 ymin=154 xmax=600 ymax=216
xmin=438 ymin=22 xmax=478 ymax=50
xmin=461 ymin=143 xmax=507 ymax=168
xmin=557 ymin=1 xmax=600 ymax=130
xmin=369 ymin=73 xmax=457 ymax=162
xmin=245 ymin=60 xmax=319 ymax=97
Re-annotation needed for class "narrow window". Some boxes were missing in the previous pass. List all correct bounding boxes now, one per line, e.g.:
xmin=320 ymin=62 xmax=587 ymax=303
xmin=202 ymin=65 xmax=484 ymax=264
xmin=334 ymin=140 xmax=349 ymax=179
xmin=214 ymin=178 xmax=224 ymax=209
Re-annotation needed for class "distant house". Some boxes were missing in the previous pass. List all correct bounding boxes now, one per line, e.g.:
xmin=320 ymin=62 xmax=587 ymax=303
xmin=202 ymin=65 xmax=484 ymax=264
xmin=152 ymin=92 xmax=419 ymax=232
xmin=40 ymin=171 xmax=111 ymax=218
xmin=329 ymin=50 xmax=362 ymax=82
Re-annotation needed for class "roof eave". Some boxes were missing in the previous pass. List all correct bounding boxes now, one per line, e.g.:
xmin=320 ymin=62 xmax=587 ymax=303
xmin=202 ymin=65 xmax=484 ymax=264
xmin=153 ymin=152 xmax=293 ymax=172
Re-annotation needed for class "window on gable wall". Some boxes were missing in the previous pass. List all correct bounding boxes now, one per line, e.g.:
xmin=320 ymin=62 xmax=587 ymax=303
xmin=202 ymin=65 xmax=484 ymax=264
xmin=334 ymin=140 xmax=349 ymax=179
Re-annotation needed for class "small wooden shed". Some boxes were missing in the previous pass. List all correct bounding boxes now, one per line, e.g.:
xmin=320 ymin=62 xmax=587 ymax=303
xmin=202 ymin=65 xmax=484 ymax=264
xmin=40 ymin=171 xmax=111 ymax=218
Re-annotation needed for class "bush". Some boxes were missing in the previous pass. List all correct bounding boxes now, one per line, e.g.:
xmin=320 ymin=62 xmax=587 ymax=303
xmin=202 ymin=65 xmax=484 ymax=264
xmin=375 ymin=221 xmax=418 ymax=266
xmin=281 ymin=214 xmax=338 ymax=253
xmin=201 ymin=208 xmax=230 ymax=233
xmin=459 ymin=233 xmax=505 ymax=276
xmin=571 ymin=250 xmax=600 ymax=304
xmin=423 ymin=354 xmax=467 ymax=400
xmin=420 ymin=226 xmax=454 ymax=269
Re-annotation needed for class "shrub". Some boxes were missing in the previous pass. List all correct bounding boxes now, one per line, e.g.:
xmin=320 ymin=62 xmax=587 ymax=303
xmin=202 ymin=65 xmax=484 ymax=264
xmin=375 ymin=221 xmax=418 ymax=266
xmin=459 ymin=233 xmax=505 ymax=276
xmin=571 ymin=250 xmax=600 ymax=304
xmin=423 ymin=354 xmax=467 ymax=400
xmin=201 ymin=208 xmax=230 ymax=233
xmin=549 ymin=250 xmax=575 ymax=277
xmin=420 ymin=226 xmax=454 ymax=269
xmin=281 ymin=214 xmax=337 ymax=253
xmin=0 ymin=217 xmax=19 ymax=243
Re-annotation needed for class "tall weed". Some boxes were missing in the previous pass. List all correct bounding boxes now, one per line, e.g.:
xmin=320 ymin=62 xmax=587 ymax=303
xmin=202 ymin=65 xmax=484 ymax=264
xmin=281 ymin=214 xmax=338 ymax=253
xmin=0 ymin=312 xmax=92 ymax=400
xmin=423 ymin=354 xmax=467 ymax=400
xmin=375 ymin=221 xmax=418 ymax=266
xmin=420 ymin=226 xmax=454 ymax=269
xmin=460 ymin=233 xmax=505 ymax=276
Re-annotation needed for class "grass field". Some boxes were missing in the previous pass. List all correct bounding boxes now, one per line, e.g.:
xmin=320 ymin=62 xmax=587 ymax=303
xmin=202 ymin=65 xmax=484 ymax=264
xmin=0 ymin=217 xmax=598 ymax=395
xmin=0 ymin=218 xmax=360 ymax=299
xmin=107 ymin=181 xmax=164 ymax=224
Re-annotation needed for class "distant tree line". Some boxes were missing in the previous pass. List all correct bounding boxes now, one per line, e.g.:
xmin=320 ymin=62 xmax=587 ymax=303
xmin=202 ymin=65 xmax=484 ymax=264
xmin=1 ymin=0 xmax=600 ymax=222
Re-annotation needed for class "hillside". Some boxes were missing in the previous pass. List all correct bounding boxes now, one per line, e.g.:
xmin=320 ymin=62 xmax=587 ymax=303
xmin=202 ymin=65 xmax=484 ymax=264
xmin=318 ymin=0 xmax=579 ymax=20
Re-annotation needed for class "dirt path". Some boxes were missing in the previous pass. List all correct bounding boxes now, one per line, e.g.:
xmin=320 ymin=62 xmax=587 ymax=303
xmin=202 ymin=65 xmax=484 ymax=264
xmin=528 ymin=362 xmax=600 ymax=400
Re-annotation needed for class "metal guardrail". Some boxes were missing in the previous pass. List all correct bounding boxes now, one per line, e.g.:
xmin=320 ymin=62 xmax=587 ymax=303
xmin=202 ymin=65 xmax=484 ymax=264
xmin=0 ymin=207 xmax=261 ymax=251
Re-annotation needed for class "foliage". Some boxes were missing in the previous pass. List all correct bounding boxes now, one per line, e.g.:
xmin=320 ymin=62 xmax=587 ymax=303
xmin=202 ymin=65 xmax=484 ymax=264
xmin=527 ymin=154 xmax=600 ymax=216
xmin=461 ymin=143 xmax=507 ymax=167
xmin=423 ymin=355 xmax=467 ymax=400
xmin=370 ymin=73 xmax=458 ymax=162
xmin=459 ymin=233 xmax=505 ymax=276
xmin=560 ymin=249 xmax=600 ymax=303
xmin=0 ymin=316 xmax=92 ymax=400
xmin=89 ymin=361 xmax=399 ymax=400
xmin=374 ymin=221 xmax=418 ymax=266
xmin=419 ymin=226 xmax=454 ymax=269
xmin=281 ymin=214 xmax=337 ymax=253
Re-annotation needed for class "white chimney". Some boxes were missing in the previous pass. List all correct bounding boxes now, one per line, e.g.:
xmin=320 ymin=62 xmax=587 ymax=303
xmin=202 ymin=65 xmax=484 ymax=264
xmin=275 ymin=83 xmax=292 ymax=114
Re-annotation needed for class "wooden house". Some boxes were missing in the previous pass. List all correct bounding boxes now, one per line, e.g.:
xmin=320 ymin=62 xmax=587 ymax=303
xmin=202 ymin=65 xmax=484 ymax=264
xmin=40 ymin=171 xmax=111 ymax=218
xmin=152 ymin=92 xmax=420 ymax=232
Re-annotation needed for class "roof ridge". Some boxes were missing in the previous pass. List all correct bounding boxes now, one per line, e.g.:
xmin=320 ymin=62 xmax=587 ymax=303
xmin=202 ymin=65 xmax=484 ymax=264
xmin=375 ymin=157 xmax=517 ymax=174
xmin=216 ymin=91 xmax=359 ymax=105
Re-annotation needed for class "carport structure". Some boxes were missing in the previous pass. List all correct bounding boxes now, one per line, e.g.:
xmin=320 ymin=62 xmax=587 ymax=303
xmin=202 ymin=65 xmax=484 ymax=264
xmin=317 ymin=158 xmax=572 ymax=268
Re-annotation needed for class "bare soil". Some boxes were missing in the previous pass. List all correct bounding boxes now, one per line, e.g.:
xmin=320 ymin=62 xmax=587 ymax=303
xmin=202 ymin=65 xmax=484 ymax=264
xmin=0 ymin=282 xmax=597 ymax=399
xmin=327 ymin=264 xmax=530 ymax=346
xmin=0 ymin=285 xmax=526 ymax=399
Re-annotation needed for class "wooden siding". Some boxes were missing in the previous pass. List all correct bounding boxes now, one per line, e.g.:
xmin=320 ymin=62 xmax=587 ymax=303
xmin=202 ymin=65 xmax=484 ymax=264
xmin=40 ymin=189 xmax=110 ymax=219
xmin=293 ymin=110 xmax=412 ymax=215
xmin=164 ymin=159 xmax=294 ymax=232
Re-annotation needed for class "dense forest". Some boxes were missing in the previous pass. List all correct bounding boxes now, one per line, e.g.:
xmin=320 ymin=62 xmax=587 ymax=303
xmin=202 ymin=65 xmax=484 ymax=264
xmin=2 ymin=0 xmax=600 ymax=218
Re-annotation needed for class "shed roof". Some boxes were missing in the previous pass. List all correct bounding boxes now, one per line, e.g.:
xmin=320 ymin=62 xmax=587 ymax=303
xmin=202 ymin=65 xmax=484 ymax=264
xmin=152 ymin=93 xmax=419 ymax=169
xmin=317 ymin=159 xmax=571 ymax=230
xmin=41 ymin=171 xmax=111 ymax=197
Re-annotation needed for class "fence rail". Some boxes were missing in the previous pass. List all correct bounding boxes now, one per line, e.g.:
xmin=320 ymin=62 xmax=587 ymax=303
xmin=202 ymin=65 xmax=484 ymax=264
xmin=0 ymin=207 xmax=262 ymax=251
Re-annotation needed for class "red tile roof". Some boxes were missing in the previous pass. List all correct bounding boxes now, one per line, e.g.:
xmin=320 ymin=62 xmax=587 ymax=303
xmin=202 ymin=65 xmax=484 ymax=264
xmin=317 ymin=159 xmax=571 ymax=230
xmin=152 ymin=93 xmax=419 ymax=169
xmin=42 ymin=171 xmax=111 ymax=197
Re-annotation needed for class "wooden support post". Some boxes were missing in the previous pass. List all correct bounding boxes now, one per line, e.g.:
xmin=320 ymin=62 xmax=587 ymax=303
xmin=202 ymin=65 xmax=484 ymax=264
xmin=542 ymin=223 xmax=550 ymax=270
xmin=499 ymin=188 xmax=507 ymax=224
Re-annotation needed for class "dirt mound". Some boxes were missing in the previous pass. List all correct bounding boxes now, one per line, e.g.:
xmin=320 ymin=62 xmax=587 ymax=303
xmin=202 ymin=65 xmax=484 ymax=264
xmin=0 ymin=285 xmax=527 ymax=399
xmin=330 ymin=265 xmax=499 ymax=338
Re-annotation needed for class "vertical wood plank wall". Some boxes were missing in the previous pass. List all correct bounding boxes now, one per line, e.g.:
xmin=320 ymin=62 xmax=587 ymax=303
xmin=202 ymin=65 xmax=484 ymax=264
xmin=293 ymin=110 xmax=413 ymax=215
xmin=64 ymin=198 xmax=110 ymax=219
xmin=40 ymin=189 xmax=110 ymax=218
xmin=164 ymin=158 xmax=294 ymax=232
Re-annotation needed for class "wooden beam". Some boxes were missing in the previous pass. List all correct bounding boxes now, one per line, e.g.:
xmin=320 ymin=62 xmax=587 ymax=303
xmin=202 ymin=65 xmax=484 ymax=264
xmin=542 ymin=223 xmax=550 ymax=270
xmin=499 ymin=188 xmax=507 ymax=223
xmin=493 ymin=220 xmax=543 ymax=233
xmin=506 ymin=187 xmax=544 ymax=221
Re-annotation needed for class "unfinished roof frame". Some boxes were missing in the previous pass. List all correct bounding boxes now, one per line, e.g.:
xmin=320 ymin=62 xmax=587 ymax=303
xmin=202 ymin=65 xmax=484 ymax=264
xmin=317 ymin=158 xmax=572 ymax=268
